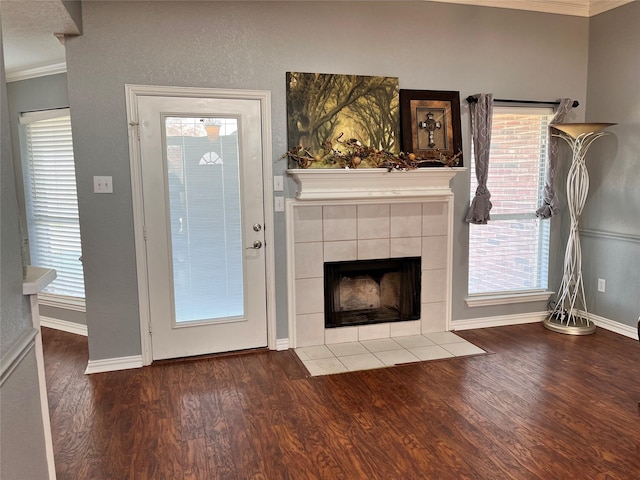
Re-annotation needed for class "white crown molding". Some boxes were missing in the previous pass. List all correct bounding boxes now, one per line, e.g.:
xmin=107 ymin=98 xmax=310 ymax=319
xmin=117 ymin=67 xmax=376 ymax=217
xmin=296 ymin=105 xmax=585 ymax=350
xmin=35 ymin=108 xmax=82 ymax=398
xmin=428 ymin=0 xmax=633 ymax=17
xmin=6 ymin=62 xmax=67 ymax=83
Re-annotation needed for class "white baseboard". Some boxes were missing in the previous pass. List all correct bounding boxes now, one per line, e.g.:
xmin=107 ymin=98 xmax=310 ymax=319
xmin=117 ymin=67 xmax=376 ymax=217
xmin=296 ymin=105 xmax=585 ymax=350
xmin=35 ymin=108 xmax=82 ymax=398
xmin=586 ymin=312 xmax=638 ymax=340
xmin=40 ymin=316 xmax=88 ymax=336
xmin=452 ymin=310 xmax=638 ymax=341
xmin=276 ymin=338 xmax=290 ymax=351
xmin=452 ymin=311 xmax=548 ymax=331
xmin=85 ymin=355 xmax=143 ymax=374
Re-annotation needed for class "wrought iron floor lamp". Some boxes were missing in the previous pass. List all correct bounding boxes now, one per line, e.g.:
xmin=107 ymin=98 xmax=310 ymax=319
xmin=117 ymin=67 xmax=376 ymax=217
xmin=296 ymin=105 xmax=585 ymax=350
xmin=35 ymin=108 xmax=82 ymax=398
xmin=544 ymin=123 xmax=616 ymax=335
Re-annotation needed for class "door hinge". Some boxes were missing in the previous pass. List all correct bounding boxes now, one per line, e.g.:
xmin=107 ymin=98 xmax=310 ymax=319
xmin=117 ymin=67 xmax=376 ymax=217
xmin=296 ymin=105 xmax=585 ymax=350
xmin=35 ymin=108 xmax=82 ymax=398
xmin=143 ymin=225 xmax=147 ymax=241
xmin=129 ymin=121 xmax=140 ymax=140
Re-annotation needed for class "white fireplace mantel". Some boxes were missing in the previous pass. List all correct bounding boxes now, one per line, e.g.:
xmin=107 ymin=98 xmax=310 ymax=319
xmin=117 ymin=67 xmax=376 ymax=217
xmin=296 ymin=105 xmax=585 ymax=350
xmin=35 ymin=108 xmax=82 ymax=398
xmin=287 ymin=167 xmax=466 ymax=201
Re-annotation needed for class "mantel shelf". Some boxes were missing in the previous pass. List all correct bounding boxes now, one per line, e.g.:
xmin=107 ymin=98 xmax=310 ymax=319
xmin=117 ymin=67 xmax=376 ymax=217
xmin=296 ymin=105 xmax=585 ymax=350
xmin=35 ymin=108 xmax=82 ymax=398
xmin=287 ymin=167 xmax=466 ymax=201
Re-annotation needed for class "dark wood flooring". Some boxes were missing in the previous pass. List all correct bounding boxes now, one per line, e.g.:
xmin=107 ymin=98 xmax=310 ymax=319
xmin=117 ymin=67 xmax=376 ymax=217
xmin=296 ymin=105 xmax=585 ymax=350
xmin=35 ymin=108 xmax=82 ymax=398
xmin=43 ymin=323 xmax=640 ymax=479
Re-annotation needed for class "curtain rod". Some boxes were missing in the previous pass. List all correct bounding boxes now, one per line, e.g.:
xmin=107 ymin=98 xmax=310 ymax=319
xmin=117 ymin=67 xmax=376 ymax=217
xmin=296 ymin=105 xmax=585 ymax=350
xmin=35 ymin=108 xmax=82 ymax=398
xmin=465 ymin=96 xmax=579 ymax=108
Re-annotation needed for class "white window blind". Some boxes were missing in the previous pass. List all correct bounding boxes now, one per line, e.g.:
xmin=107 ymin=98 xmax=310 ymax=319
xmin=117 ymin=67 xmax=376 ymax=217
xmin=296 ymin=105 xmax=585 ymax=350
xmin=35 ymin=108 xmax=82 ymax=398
xmin=468 ymin=107 xmax=553 ymax=295
xmin=21 ymin=109 xmax=85 ymax=299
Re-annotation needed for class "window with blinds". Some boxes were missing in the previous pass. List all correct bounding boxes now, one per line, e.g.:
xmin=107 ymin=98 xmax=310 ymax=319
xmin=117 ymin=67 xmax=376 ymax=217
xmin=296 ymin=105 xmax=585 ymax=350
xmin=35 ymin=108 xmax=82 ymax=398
xmin=21 ymin=109 xmax=85 ymax=301
xmin=468 ymin=106 xmax=553 ymax=295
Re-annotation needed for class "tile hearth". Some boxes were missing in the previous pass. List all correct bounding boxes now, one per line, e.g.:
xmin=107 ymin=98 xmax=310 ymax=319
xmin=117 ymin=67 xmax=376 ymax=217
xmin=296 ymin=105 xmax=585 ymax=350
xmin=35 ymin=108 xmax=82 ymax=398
xmin=295 ymin=331 xmax=486 ymax=376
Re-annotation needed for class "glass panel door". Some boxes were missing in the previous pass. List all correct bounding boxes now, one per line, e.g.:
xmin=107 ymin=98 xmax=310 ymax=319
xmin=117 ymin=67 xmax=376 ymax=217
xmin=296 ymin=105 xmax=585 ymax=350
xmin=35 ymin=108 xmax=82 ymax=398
xmin=164 ymin=117 xmax=244 ymax=323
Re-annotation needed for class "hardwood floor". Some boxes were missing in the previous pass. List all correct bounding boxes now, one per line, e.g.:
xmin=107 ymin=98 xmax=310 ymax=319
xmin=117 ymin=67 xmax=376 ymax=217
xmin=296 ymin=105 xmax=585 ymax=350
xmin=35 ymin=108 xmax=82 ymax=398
xmin=43 ymin=324 xmax=640 ymax=479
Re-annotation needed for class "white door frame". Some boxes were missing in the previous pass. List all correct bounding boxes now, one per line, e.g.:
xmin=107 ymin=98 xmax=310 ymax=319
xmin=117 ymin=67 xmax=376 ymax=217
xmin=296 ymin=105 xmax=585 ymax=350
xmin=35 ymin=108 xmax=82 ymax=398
xmin=125 ymin=84 xmax=276 ymax=365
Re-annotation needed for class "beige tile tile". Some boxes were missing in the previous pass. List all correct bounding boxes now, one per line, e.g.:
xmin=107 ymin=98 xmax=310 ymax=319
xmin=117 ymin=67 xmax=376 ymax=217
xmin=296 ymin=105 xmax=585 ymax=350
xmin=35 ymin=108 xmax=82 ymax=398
xmin=358 ymin=239 xmax=389 ymax=260
xmin=421 ymin=270 xmax=447 ymax=303
xmin=421 ymin=302 xmax=447 ymax=333
xmin=358 ymin=322 xmax=390 ymax=341
xmin=390 ymin=237 xmax=422 ymax=258
xmin=390 ymin=320 xmax=422 ymax=337
xmin=295 ymin=313 xmax=325 ymax=348
xmin=408 ymin=345 xmax=455 ymax=361
xmin=294 ymin=205 xmax=323 ymax=243
xmin=323 ymin=205 xmax=357 ymax=241
xmin=295 ymin=277 xmax=324 ymax=315
xmin=295 ymin=344 xmax=334 ymax=361
xmin=393 ymin=335 xmax=436 ymax=349
xmin=325 ymin=326 xmax=358 ymax=344
xmin=442 ymin=342 xmax=486 ymax=356
xmin=422 ymin=201 xmax=448 ymax=237
xmin=374 ymin=349 xmax=420 ymax=366
xmin=357 ymin=204 xmax=390 ymax=239
xmin=361 ymin=338 xmax=402 ymax=353
xmin=425 ymin=331 xmax=465 ymax=345
xmin=390 ymin=203 xmax=422 ymax=238
xmin=422 ymin=236 xmax=448 ymax=270
xmin=324 ymin=240 xmax=357 ymax=262
xmin=338 ymin=353 xmax=385 ymax=372
xmin=327 ymin=342 xmax=368 ymax=357
xmin=303 ymin=357 xmax=348 ymax=376
xmin=294 ymin=242 xmax=324 ymax=279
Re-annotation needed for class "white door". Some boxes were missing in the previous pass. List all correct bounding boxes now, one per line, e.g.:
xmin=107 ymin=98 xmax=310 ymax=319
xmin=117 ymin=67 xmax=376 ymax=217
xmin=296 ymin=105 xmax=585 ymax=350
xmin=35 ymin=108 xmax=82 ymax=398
xmin=137 ymin=94 xmax=268 ymax=360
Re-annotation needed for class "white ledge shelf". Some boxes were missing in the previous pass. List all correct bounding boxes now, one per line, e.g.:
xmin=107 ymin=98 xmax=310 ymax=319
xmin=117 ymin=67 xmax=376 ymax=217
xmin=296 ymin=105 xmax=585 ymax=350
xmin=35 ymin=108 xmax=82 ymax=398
xmin=287 ymin=168 xmax=466 ymax=201
xmin=23 ymin=266 xmax=57 ymax=295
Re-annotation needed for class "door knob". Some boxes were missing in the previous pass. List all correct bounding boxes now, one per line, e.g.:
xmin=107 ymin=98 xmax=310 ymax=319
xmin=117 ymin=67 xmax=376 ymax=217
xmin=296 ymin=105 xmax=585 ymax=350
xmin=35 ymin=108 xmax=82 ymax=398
xmin=247 ymin=240 xmax=263 ymax=250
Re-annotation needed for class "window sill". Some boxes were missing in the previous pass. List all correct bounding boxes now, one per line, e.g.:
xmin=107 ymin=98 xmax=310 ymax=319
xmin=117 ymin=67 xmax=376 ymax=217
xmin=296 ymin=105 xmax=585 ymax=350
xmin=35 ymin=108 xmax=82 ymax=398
xmin=465 ymin=291 xmax=553 ymax=308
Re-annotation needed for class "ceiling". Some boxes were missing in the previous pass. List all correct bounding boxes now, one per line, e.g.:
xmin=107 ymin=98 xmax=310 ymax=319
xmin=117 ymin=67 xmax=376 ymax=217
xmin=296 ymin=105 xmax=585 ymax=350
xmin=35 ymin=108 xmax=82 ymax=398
xmin=1 ymin=0 xmax=634 ymax=82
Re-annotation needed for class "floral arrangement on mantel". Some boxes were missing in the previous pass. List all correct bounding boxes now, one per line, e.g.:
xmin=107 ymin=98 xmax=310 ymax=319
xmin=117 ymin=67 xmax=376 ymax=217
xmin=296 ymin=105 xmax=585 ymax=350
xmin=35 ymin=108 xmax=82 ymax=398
xmin=283 ymin=134 xmax=462 ymax=171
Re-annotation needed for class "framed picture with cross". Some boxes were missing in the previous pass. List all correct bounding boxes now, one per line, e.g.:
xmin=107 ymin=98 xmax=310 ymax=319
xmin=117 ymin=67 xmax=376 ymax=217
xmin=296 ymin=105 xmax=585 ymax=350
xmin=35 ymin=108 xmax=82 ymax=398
xmin=399 ymin=89 xmax=463 ymax=167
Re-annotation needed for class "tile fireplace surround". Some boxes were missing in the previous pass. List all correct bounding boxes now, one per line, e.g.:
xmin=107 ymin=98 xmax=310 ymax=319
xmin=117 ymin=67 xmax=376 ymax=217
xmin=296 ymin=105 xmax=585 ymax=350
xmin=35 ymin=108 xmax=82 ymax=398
xmin=286 ymin=168 xmax=465 ymax=348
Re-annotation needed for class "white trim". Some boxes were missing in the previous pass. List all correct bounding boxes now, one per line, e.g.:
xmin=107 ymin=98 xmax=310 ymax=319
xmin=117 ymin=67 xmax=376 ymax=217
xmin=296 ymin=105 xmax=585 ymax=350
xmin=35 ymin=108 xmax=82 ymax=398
xmin=465 ymin=290 xmax=554 ymax=307
xmin=287 ymin=168 xmax=464 ymax=201
xmin=584 ymin=311 xmax=638 ymax=340
xmin=40 ymin=316 xmax=88 ymax=336
xmin=581 ymin=228 xmax=640 ymax=245
xmin=452 ymin=310 xmax=639 ymax=340
xmin=276 ymin=338 xmax=290 ymax=351
xmin=125 ymin=84 xmax=276 ymax=365
xmin=0 ymin=329 xmax=38 ymax=386
xmin=20 ymin=108 xmax=71 ymax=125
xmin=429 ymin=0 xmax=631 ymax=17
xmin=85 ymin=355 xmax=144 ymax=375
xmin=6 ymin=62 xmax=67 ymax=83
xmin=452 ymin=311 xmax=548 ymax=330
xmin=285 ymin=199 xmax=297 ymax=349
xmin=39 ymin=293 xmax=86 ymax=312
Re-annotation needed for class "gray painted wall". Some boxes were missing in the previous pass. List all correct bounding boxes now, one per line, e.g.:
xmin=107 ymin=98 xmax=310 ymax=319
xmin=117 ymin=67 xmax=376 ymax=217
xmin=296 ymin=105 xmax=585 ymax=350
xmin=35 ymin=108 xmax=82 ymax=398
xmin=582 ymin=1 xmax=640 ymax=329
xmin=6 ymin=73 xmax=88 ymax=326
xmin=0 ymin=24 xmax=51 ymax=479
xmin=64 ymin=1 xmax=589 ymax=361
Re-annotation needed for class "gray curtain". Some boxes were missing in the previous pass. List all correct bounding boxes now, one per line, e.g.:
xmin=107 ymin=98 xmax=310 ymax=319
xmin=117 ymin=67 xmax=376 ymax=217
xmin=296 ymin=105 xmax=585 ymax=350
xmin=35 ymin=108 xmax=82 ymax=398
xmin=466 ymin=94 xmax=493 ymax=224
xmin=535 ymin=98 xmax=573 ymax=219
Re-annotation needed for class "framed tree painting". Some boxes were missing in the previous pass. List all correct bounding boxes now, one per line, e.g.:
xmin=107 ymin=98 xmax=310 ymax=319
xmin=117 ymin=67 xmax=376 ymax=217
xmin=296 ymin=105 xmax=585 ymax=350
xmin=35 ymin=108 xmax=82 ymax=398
xmin=400 ymin=89 xmax=463 ymax=167
xmin=286 ymin=72 xmax=400 ymax=167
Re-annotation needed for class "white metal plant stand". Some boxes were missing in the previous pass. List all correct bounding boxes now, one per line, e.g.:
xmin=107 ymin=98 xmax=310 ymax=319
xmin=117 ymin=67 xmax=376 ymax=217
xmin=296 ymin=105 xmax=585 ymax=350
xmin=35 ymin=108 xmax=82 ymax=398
xmin=544 ymin=123 xmax=616 ymax=335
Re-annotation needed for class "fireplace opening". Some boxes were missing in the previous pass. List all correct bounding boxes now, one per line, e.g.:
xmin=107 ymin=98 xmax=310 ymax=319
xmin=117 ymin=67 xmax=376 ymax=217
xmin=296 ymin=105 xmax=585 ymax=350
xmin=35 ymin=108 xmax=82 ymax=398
xmin=324 ymin=257 xmax=421 ymax=328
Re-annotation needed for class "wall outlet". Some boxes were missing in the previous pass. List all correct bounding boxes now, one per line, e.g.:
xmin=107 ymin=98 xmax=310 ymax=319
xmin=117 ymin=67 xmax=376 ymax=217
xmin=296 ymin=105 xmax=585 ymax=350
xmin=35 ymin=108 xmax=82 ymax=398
xmin=93 ymin=176 xmax=113 ymax=193
xmin=597 ymin=278 xmax=606 ymax=293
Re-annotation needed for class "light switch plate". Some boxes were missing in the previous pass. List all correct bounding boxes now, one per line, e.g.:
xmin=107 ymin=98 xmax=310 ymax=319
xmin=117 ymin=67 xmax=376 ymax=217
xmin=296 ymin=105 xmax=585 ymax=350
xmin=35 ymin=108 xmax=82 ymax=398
xmin=274 ymin=196 xmax=284 ymax=212
xmin=274 ymin=175 xmax=284 ymax=192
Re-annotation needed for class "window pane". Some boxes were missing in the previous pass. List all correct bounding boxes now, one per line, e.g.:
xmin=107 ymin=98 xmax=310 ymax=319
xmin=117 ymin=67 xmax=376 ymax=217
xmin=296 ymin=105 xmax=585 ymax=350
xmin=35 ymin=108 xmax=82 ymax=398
xmin=469 ymin=219 xmax=549 ymax=294
xmin=23 ymin=113 xmax=84 ymax=298
xmin=468 ymin=107 xmax=552 ymax=295
xmin=165 ymin=117 xmax=244 ymax=323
